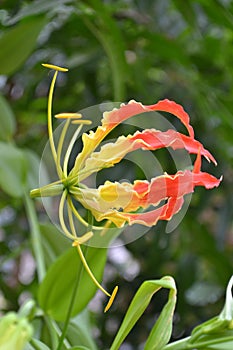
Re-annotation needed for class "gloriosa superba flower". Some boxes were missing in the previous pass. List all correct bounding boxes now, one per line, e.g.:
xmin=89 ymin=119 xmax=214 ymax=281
xmin=31 ymin=63 xmax=221 ymax=311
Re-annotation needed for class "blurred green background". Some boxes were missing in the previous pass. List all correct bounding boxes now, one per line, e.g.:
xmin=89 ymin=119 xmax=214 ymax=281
xmin=0 ymin=0 xmax=233 ymax=349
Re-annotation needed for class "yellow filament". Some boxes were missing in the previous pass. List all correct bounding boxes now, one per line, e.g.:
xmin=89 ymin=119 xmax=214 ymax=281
xmin=55 ymin=113 xmax=83 ymax=119
xmin=73 ymin=243 xmax=111 ymax=298
xmin=72 ymin=231 xmax=93 ymax=245
xmin=67 ymin=205 xmax=111 ymax=298
xmin=47 ymin=70 xmax=58 ymax=165
xmin=63 ymin=124 xmax=83 ymax=177
xmin=58 ymin=190 xmax=76 ymax=240
xmin=68 ymin=200 xmax=117 ymax=311
xmin=42 ymin=63 xmax=68 ymax=72
xmin=68 ymin=196 xmax=105 ymax=231
xmin=67 ymin=202 xmax=93 ymax=244
xmin=104 ymin=286 xmax=119 ymax=313
xmin=100 ymin=220 xmax=112 ymax=236
xmin=56 ymin=119 xmax=70 ymax=179
xmin=43 ymin=63 xmax=68 ymax=174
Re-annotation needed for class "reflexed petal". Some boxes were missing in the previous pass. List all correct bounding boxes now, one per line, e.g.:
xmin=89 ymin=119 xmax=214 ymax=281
xmin=147 ymin=99 xmax=194 ymax=138
xmin=79 ymin=129 xmax=217 ymax=180
xmin=71 ymin=100 xmax=196 ymax=176
xmin=71 ymin=164 xmax=221 ymax=228
xmin=83 ymin=196 xmax=185 ymax=227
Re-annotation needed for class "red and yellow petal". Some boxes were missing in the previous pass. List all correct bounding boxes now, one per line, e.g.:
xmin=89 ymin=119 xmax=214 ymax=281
xmin=147 ymin=99 xmax=194 ymax=138
xmin=73 ymin=159 xmax=221 ymax=228
xmin=78 ymin=128 xmax=216 ymax=181
xmin=71 ymin=100 xmax=196 ymax=176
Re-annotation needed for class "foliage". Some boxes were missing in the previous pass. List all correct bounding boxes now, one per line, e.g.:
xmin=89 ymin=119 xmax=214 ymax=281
xmin=0 ymin=0 xmax=233 ymax=349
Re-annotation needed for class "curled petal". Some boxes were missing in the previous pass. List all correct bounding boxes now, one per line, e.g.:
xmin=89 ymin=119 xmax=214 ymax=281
xmin=71 ymin=100 xmax=195 ymax=176
xmin=79 ymin=128 xmax=217 ymax=180
xmin=126 ymin=168 xmax=221 ymax=212
xmin=71 ymin=164 xmax=221 ymax=228
xmin=147 ymin=99 xmax=194 ymax=138
xmin=83 ymin=196 xmax=185 ymax=228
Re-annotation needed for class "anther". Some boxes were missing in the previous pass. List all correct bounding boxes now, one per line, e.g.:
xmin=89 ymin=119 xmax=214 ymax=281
xmin=42 ymin=63 xmax=68 ymax=72
xmin=55 ymin=113 xmax=83 ymax=119
xmin=72 ymin=120 xmax=92 ymax=125
xmin=104 ymin=286 xmax=119 ymax=313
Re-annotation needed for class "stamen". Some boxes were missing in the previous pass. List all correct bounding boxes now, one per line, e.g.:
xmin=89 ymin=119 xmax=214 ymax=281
xmin=63 ymin=124 xmax=83 ymax=177
xmin=74 ymin=243 xmax=111 ymax=298
xmin=47 ymin=70 xmax=59 ymax=165
xmin=71 ymin=231 xmax=93 ymax=245
xmin=59 ymin=190 xmax=76 ymax=240
xmin=57 ymin=119 xmax=70 ymax=179
xmin=67 ymin=199 xmax=94 ymax=244
xmin=68 ymin=199 xmax=118 ymax=311
xmin=55 ymin=113 xmax=83 ymax=119
xmin=100 ymin=220 xmax=112 ymax=236
xmin=42 ymin=63 xmax=68 ymax=72
xmin=68 ymin=196 xmax=106 ymax=231
xmin=71 ymin=120 xmax=92 ymax=125
xmin=104 ymin=286 xmax=119 ymax=313
xmin=43 ymin=64 xmax=67 ymax=176
xmin=67 ymin=202 xmax=117 ymax=309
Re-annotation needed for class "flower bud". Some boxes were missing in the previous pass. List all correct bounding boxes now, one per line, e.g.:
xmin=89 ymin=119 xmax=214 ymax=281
xmin=0 ymin=312 xmax=33 ymax=350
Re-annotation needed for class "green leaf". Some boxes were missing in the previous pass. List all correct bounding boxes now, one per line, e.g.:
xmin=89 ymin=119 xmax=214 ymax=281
xmin=0 ymin=16 xmax=46 ymax=75
xmin=70 ymin=347 xmax=91 ymax=350
xmin=23 ymin=149 xmax=40 ymax=190
xmin=81 ymin=0 xmax=129 ymax=100
xmin=66 ymin=310 xmax=98 ymax=350
xmin=0 ymin=142 xmax=27 ymax=197
xmin=0 ymin=94 xmax=16 ymax=141
xmin=26 ymin=338 xmax=50 ymax=350
xmin=2 ymin=0 xmax=73 ymax=25
xmin=110 ymin=276 xmax=177 ymax=350
xmin=172 ymin=0 xmax=196 ymax=26
xmin=40 ymin=223 xmax=70 ymax=268
xmin=38 ymin=246 xmax=107 ymax=321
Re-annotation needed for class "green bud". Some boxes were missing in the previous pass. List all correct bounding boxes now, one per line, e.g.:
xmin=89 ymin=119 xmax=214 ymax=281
xmin=0 ymin=312 xmax=33 ymax=350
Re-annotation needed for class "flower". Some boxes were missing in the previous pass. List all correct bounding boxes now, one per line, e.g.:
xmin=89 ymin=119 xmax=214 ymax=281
xmin=31 ymin=64 xmax=221 ymax=311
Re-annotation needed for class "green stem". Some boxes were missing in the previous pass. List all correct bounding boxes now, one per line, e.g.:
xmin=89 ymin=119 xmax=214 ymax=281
xmin=56 ymin=246 xmax=87 ymax=350
xmin=163 ymin=337 xmax=191 ymax=350
xmin=163 ymin=334 xmax=233 ymax=349
xmin=24 ymin=193 xmax=46 ymax=282
xmin=43 ymin=316 xmax=59 ymax=350
xmin=192 ymin=335 xmax=233 ymax=349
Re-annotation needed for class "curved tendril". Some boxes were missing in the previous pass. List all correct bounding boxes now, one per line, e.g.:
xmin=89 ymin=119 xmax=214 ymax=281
xmin=63 ymin=124 xmax=83 ymax=178
xmin=57 ymin=119 xmax=70 ymax=179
